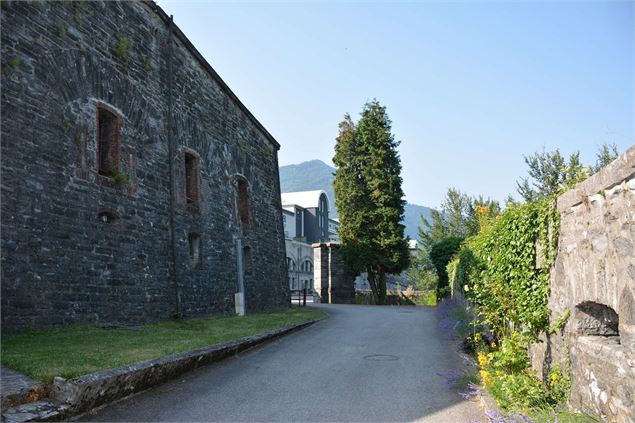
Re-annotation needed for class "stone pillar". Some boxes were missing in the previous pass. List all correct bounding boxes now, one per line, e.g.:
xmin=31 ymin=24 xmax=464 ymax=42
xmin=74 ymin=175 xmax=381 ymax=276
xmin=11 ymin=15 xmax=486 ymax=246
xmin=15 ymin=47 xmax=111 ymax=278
xmin=312 ymin=243 xmax=355 ymax=304
xmin=313 ymin=243 xmax=328 ymax=303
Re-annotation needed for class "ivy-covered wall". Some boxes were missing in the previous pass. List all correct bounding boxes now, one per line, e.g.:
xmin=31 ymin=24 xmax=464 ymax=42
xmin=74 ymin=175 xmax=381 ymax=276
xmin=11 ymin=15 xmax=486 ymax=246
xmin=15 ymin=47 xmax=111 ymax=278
xmin=448 ymin=145 xmax=634 ymax=420
xmin=530 ymin=145 xmax=634 ymax=421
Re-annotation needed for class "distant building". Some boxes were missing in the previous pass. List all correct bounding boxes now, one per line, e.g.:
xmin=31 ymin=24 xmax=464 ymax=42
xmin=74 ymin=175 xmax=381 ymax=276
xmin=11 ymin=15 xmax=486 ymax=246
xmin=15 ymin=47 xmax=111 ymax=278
xmin=328 ymin=218 xmax=340 ymax=243
xmin=281 ymin=190 xmax=331 ymax=243
xmin=281 ymin=190 xmax=339 ymax=291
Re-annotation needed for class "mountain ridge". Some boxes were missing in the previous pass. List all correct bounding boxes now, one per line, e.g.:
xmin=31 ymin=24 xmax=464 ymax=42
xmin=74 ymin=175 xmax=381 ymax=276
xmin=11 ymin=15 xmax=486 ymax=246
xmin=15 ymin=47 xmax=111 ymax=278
xmin=279 ymin=159 xmax=433 ymax=240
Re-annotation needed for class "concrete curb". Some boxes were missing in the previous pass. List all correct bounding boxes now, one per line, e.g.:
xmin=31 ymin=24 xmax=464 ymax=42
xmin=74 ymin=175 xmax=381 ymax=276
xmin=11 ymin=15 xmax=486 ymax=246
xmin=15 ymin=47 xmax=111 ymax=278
xmin=1 ymin=316 xmax=325 ymax=422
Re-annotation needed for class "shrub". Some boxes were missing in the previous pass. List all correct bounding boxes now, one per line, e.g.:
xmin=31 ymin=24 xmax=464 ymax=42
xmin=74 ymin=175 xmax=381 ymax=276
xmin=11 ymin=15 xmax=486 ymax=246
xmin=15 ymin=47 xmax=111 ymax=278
xmin=488 ymin=372 xmax=550 ymax=411
xmin=547 ymin=365 xmax=571 ymax=405
xmin=430 ymin=236 xmax=463 ymax=299
xmin=447 ymin=198 xmax=559 ymax=337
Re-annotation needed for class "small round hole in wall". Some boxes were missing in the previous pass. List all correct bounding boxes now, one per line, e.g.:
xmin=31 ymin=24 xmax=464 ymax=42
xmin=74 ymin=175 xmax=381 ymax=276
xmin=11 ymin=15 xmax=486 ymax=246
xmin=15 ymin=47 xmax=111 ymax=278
xmin=97 ymin=209 xmax=121 ymax=224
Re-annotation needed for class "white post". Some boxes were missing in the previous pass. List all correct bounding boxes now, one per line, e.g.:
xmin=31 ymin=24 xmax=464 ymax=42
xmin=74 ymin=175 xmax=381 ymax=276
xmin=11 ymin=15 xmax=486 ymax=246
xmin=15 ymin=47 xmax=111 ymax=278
xmin=235 ymin=239 xmax=246 ymax=316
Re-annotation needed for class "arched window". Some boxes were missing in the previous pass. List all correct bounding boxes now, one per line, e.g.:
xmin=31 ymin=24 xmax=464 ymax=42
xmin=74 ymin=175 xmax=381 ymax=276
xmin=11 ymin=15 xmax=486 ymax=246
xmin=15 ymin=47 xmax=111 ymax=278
xmin=287 ymin=257 xmax=296 ymax=271
xmin=97 ymin=106 xmax=121 ymax=176
xmin=184 ymin=151 xmax=200 ymax=207
xmin=301 ymin=260 xmax=313 ymax=274
xmin=236 ymin=177 xmax=250 ymax=224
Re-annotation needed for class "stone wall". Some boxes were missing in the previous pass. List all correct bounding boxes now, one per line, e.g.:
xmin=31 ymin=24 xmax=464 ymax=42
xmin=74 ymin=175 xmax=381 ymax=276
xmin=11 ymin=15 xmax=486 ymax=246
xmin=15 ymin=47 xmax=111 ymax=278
xmin=313 ymin=243 xmax=355 ymax=304
xmin=1 ymin=1 xmax=289 ymax=331
xmin=530 ymin=145 xmax=634 ymax=422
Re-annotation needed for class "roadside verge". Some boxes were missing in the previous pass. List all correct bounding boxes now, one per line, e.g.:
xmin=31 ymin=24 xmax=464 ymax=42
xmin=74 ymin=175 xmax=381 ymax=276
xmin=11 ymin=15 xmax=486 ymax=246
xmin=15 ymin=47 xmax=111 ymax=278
xmin=1 ymin=316 xmax=325 ymax=423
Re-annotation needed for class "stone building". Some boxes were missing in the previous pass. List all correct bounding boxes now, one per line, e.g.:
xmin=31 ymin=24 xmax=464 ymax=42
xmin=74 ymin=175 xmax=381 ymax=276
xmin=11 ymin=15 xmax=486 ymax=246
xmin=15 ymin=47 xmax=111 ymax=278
xmin=1 ymin=1 xmax=289 ymax=331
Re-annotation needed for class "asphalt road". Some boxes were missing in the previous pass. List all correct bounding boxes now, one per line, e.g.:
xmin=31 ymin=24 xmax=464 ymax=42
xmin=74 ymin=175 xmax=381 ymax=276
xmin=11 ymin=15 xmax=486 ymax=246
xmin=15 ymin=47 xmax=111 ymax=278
xmin=86 ymin=304 xmax=483 ymax=422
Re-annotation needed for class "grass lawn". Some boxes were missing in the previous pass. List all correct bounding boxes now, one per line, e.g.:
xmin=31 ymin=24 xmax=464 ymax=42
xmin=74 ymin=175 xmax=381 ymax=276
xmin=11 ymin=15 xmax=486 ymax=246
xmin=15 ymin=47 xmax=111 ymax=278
xmin=1 ymin=306 xmax=325 ymax=383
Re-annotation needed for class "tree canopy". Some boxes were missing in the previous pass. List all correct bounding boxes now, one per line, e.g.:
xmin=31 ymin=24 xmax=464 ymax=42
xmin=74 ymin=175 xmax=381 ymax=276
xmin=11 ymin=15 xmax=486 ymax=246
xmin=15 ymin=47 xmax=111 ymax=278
xmin=515 ymin=143 xmax=619 ymax=202
xmin=333 ymin=100 xmax=410 ymax=304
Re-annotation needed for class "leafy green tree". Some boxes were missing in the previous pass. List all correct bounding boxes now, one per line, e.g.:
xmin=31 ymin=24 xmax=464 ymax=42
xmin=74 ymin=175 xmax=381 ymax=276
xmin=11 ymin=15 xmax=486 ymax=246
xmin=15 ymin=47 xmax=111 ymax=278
xmin=407 ymin=264 xmax=438 ymax=292
xmin=418 ymin=187 xmax=472 ymax=249
xmin=442 ymin=188 xmax=472 ymax=237
xmin=516 ymin=148 xmax=587 ymax=202
xmin=333 ymin=100 xmax=410 ymax=305
xmin=466 ymin=196 xmax=501 ymax=235
xmin=418 ymin=209 xmax=449 ymax=249
xmin=517 ymin=144 xmax=620 ymax=202
xmin=593 ymin=143 xmax=619 ymax=173
xmin=411 ymin=188 xmax=501 ymax=297
xmin=429 ymin=236 xmax=464 ymax=298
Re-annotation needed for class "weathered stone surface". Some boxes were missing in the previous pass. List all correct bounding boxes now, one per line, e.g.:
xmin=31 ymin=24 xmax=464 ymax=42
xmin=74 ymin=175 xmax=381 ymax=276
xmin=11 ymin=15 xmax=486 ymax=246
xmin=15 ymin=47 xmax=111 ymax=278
xmin=530 ymin=145 xmax=635 ymax=422
xmin=574 ymin=302 xmax=619 ymax=336
xmin=0 ymin=368 xmax=49 ymax=410
xmin=1 ymin=400 xmax=69 ymax=423
xmin=1 ymin=1 xmax=289 ymax=331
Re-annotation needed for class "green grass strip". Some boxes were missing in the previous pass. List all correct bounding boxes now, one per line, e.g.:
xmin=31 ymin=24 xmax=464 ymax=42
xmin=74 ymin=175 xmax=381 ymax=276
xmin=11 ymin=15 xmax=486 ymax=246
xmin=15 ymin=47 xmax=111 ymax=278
xmin=1 ymin=307 xmax=326 ymax=383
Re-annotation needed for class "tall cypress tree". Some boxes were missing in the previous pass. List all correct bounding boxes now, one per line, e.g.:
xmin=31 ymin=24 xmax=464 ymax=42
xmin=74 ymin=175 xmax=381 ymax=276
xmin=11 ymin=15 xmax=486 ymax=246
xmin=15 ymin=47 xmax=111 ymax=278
xmin=333 ymin=100 xmax=410 ymax=304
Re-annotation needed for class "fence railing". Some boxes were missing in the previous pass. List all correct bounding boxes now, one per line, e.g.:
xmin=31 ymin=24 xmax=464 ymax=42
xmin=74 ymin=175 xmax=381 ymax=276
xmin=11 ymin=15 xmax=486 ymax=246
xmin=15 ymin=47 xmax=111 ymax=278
xmin=290 ymin=289 xmax=309 ymax=306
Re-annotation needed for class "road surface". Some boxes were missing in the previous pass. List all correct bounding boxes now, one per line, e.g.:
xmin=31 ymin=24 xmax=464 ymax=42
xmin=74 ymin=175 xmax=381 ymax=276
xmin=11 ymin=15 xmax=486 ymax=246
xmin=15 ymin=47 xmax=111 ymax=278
xmin=87 ymin=304 xmax=483 ymax=422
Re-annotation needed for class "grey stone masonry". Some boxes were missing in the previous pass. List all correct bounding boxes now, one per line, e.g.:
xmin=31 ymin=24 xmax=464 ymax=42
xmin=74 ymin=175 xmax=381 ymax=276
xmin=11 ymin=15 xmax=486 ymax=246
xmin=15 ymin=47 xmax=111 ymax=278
xmin=0 ymin=367 xmax=47 ymax=410
xmin=529 ymin=145 xmax=635 ymax=422
xmin=1 ymin=1 xmax=289 ymax=332
xmin=313 ymin=243 xmax=355 ymax=304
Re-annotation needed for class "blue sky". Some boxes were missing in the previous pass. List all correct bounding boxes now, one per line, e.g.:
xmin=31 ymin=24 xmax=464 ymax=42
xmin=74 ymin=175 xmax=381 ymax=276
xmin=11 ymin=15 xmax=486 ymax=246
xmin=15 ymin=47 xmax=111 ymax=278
xmin=159 ymin=0 xmax=633 ymax=208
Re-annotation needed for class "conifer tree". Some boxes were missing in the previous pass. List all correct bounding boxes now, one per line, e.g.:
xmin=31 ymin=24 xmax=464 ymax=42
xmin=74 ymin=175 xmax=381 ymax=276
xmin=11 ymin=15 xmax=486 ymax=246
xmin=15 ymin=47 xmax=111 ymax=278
xmin=333 ymin=100 xmax=410 ymax=304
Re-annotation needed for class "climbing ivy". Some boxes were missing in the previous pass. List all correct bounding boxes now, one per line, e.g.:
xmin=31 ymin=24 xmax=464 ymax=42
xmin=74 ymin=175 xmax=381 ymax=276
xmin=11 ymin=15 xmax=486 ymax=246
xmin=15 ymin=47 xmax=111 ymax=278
xmin=448 ymin=197 xmax=559 ymax=337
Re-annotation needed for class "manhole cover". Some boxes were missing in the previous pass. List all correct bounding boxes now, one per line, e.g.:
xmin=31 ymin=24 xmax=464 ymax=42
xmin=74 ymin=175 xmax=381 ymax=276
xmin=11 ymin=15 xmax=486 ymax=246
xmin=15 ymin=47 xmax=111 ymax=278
xmin=363 ymin=354 xmax=400 ymax=361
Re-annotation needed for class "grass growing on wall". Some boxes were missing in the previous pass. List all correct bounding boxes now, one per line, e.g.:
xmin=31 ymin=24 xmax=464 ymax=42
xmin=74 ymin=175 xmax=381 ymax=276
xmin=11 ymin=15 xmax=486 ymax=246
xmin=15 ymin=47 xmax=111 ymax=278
xmin=1 ymin=307 xmax=326 ymax=384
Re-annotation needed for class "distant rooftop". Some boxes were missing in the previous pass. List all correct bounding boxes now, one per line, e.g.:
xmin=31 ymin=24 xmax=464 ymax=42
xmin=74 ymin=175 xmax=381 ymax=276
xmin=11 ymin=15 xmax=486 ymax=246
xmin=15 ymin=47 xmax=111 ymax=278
xmin=281 ymin=190 xmax=329 ymax=209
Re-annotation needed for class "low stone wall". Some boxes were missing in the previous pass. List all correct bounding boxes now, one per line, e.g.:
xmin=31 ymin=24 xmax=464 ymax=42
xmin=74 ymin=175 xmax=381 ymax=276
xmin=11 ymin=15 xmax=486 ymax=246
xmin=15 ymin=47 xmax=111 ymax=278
xmin=1 ymin=319 xmax=322 ymax=422
xmin=529 ymin=145 xmax=635 ymax=422
xmin=54 ymin=320 xmax=320 ymax=415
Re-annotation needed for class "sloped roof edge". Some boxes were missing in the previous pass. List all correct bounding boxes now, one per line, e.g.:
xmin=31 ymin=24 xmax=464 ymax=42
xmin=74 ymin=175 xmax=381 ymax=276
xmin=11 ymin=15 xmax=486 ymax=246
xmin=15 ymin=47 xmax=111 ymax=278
xmin=143 ymin=1 xmax=280 ymax=150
